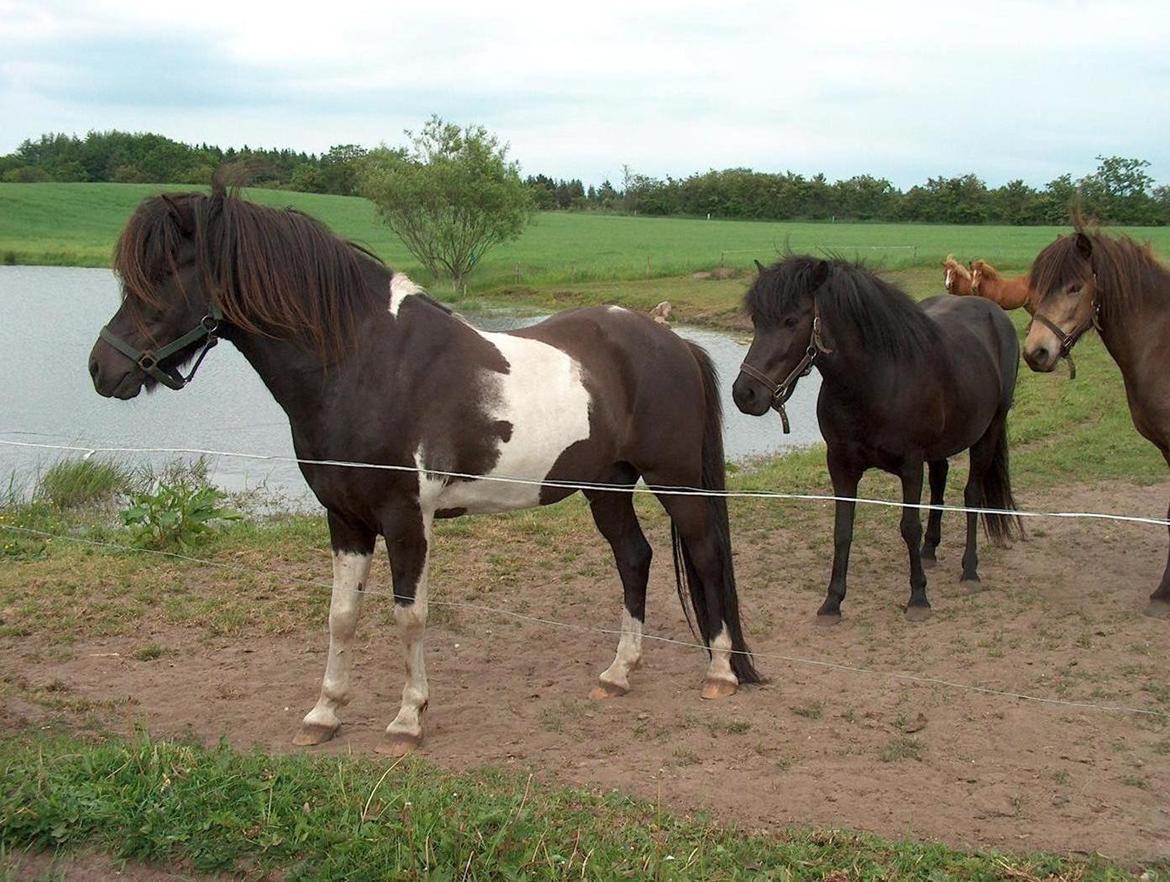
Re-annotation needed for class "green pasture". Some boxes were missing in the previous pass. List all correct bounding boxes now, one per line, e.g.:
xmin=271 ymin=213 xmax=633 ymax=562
xmin=4 ymin=182 xmax=1170 ymax=294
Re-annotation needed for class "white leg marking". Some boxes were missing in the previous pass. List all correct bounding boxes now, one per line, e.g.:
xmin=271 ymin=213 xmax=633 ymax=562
xmin=705 ymin=624 xmax=738 ymax=687
xmin=300 ymin=550 xmax=373 ymax=735
xmin=598 ymin=608 xmax=643 ymax=692
xmin=386 ymin=513 xmax=433 ymax=741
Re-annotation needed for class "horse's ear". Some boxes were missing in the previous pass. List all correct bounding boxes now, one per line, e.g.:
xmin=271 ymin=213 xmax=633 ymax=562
xmin=810 ymin=259 xmax=830 ymax=290
xmin=161 ymin=194 xmax=194 ymax=235
xmin=1074 ymin=232 xmax=1093 ymax=260
xmin=754 ymin=258 xmax=765 ymax=272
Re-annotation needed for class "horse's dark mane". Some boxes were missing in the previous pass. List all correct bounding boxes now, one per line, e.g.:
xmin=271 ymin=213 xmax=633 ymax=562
xmin=113 ymin=179 xmax=386 ymax=355
xmin=1029 ymin=226 xmax=1169 ymax=320
xmin=745 ymin=255 xmax=941 ymax=363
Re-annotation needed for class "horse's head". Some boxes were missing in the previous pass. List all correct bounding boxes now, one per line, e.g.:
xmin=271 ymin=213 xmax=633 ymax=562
xmin=732 ymin=257 xmax=828 ymax=418
xmin=1023 ymin=233 xmax=1098 ymax=373
xmin=942 ymin=255 xmax=972 ymax=295
xmin=89 ymin=193 xmax=219 ymax=399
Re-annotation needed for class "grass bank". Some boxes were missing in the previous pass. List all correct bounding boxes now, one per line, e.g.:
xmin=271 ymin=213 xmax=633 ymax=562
xmin=0 ymin=733 xmax=1153 ymax=881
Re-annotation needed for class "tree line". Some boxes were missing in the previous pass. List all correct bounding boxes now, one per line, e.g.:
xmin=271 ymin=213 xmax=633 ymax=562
xmin=3 ymin=130 xmax=1166 ymax=226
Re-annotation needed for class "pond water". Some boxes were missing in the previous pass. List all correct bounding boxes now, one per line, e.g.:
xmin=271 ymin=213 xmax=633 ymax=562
xmin=0 ymin=266 xmax=822 ymax=503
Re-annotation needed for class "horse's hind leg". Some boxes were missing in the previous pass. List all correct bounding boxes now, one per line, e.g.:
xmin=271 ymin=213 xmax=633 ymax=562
xmin=961 ymin=432 xmax=998 ymax=587
xmin=1146 ymin=496 xmax=1170 ymax=617
xmin=899 ymin=463 xmax=932 ymax=622
xmin=294 ymin=512 xmax=375 ymax=746
xmin=585 ymin=473 xmax=652 ymax=698
xmin=380 ymin=502 xmax=434 ymax=756
xmin=920 ymin=459 xmax=948 ymax=569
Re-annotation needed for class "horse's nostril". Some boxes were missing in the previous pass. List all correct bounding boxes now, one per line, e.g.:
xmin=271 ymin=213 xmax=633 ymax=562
xmin=1034 ymin=347 xmax=1049 ymax=363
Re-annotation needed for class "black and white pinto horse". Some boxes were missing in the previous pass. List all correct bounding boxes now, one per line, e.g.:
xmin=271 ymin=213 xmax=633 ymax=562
xmin=88 ymin=183 xmax=759 ymax=755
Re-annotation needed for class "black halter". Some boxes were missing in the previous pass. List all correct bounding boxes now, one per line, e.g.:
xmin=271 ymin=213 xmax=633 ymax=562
xmin=739 ymin=311 xmax=832 ymax=434
xmin=99 ymin=301 xmax=224 ymax=391
xmin=1028 ymin=282 xmax=1100 ymax=381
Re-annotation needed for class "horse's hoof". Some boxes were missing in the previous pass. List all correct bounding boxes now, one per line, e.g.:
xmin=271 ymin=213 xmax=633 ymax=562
xmin=701 ymin=678 xmax=738 ymax=700
xmin=1143 ymin=599 xmax=1170 ymax=619
xmin=292 ymin=722 xmax=339 ymax=747
xmin=815 ymin=611 xmax=842 ymax=625
xmin=377 ymin=732 xmax=422 ymax=757
xmin=589 ymin=681 xmax=629 ymax=700
xmin=904 ymin=605 xmax=933 ymax=623
xmin=959 ymin=577 xmax=984 ymax=595
xmin=921 ymin=556 xmax=938 ymax=570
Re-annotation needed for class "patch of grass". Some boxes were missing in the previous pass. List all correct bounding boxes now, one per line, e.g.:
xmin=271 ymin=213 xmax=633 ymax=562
xmin=0 ymin=733 xmax=1146 ymax=881
xmin=131 ymin=643 xmax=167 ymax=662
xmin=791 ymin=701 xmax=824 ymax=720
xmin=879 ymin=735 xmax=925 ymax=763
xmin=35 ymin=457 xmax=135 ymax=510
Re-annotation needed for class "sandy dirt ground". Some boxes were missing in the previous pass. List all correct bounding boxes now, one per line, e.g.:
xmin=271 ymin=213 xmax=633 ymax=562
xmin=3 ymin=480 xmax=1169 ymax=874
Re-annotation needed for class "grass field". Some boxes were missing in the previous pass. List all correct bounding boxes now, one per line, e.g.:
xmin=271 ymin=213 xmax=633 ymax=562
xmin=5 ymin=182 xmax=1170 ymax=295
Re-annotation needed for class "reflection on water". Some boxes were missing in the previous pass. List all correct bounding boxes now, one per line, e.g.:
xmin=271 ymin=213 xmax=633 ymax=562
xmin=0 ymin=267 xmax=821 ymax=502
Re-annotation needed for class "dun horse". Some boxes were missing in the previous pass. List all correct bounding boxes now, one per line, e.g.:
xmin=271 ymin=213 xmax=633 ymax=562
xmin=733 ymin=256 xmax=1022 ymax=620
xmin=1023 ymin=229 xmax=1170 ymax=616
xmin=88 ymin=181 xmax=759 ymax=755
xmin=942 ymin=255 xmax=974 ymax=296
xmin=970 ymin=260 xmax=1034 ymax=312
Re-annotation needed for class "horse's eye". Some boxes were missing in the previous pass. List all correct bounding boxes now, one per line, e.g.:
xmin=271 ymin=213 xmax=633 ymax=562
xmin=784 ymin=316 xmax=798 ymax=329
xmin=1066 ymin=283 xmax=1080 ymax=295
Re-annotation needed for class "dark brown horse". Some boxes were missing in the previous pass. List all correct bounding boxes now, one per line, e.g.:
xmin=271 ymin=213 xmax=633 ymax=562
xmin=733 ymin=256 xmax=1022 ymax=620
xmin=1023 ymin=229 xmax=1170 ymax=616
xmin=87 ymin=179 xmax=759 ymax=755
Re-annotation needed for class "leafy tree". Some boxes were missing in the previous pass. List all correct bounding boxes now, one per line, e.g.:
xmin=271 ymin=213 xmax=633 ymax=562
xmin=359 ymin=117 xmax=534 ymax=291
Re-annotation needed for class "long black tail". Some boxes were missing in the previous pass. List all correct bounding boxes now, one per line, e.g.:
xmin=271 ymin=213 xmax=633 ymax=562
xmin=671 ymin=342 xmax=760 ymax=685
xmin=979 ymin=417 xmax=1024 ymax=546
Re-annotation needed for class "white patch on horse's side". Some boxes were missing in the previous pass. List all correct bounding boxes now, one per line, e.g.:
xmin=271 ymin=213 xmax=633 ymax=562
xmin=415 ymin=331 xmax=592 ymax=513
xmin=389 ymin=272 xmax=426 ymax=317
xmin=607 ymin=305 xmax=628 ymax=313
xmin=598 ymin=607 xmax=643 ymax=691
xmin=386 ymin=512 xmax=432 ymax=741
xmin=301 ymin=550 xmax=373 ymax=733
xmin=705 ymin=623 xmax=737 ymax=686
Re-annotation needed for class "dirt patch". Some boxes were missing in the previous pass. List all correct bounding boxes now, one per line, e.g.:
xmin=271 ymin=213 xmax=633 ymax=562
xmin=3 ymin=480 xmax=1169 ymax=862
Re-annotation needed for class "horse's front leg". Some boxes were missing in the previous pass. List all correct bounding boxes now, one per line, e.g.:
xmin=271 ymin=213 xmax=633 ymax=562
xmin=900 ymin=463 xmax=931 ymax=621
xmin=294 ymin=513 xmax=375 ymax=746
xmin=380 ymin=503 xmax=434 ymax=756
xmin=818 ymin=453 xmax=862 ymax=622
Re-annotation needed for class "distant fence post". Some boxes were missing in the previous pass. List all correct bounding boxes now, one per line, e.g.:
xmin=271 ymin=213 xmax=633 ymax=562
xmin=646 ymin=256 xmax=651 ymax=278
xmin=514 ymin=264 xmax=521 ymax=284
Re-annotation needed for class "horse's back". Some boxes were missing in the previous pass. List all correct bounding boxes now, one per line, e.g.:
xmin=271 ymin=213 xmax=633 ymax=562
xmin=922 ymin=294 xmax=1019 ymax=405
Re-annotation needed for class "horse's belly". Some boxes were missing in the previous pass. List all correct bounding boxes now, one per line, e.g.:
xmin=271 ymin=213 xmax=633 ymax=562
xmin=417 ymin=332 xmax=594 ymax=515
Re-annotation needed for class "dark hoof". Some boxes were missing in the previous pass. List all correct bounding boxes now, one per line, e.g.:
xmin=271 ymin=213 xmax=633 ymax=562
xmin=904 ymin=605 xmax=932 ymax=622
xmin=815 ymin=610 xmax=842 ymax=625
xmin=959 ymin=577 xmax=984 ymax=595
xmin=292 ymin=722 xmax=339 ymax=747
xmin=377 ymin=732 xmax=422 ymax=757
xmin=921 ymin=556 xmax=938 ymax=570
xmin=1143 ymin=599 xmax=1170 ymax=619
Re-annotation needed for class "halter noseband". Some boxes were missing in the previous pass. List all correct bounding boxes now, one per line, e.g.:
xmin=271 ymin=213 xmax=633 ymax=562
xmin=1028 ymin=277 xmax=1100 ymax=381
xmin=739 ymin=310 xmax=832 ymax=434
xmin=99 ymin=301 xmax=224 ymax=391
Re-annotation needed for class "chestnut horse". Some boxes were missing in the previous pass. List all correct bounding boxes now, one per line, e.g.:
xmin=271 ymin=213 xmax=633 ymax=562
xmin=733 ymin=256 xmax=1022 ymax=621
xmin=942 ymin=255 xmax=974 ymax=296
xmin=1023 ymin=230 xmax=1170 ymax=616
xmin=970 ymin=260 xmax=1034 ymax=312
xmin=88 ymin=180 xmax=759 ymax=755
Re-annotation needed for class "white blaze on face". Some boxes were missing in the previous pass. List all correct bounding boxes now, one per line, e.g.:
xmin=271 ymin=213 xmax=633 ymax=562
xmin=389 ymin=272 xmax=426 ymax=317
xmin=415 ymin=330 xmax=592 ymax=513
xmin=945 ymin=268 xmax=953 ymax=290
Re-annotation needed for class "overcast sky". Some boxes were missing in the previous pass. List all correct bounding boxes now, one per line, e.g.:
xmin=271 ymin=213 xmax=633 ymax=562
xmin=3 ymin=0 xmax=1168 ymax=189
